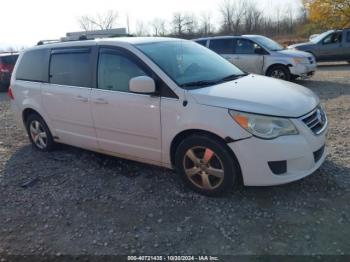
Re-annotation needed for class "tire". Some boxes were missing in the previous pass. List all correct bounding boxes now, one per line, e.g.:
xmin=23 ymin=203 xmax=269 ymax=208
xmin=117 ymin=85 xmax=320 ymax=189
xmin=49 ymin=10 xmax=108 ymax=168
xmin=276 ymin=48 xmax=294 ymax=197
xmin=174 ymin=134 xmax=240 ymax=196
xmin=266 ymin=65 xmax=291 ymax=81
xmin=25 ymin=114 xmax=55 ymax=152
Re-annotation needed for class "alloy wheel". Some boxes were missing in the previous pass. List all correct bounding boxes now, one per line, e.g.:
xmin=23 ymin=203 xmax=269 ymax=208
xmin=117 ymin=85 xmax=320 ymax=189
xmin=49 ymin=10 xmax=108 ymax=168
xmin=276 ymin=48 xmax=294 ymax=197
xmin=29 ymin=120 xmax=48 ymax=149
xmin=270 ymin=69 xmax=286 ymax=79
xmin=183 ymin=146 xmax=225 ymax=190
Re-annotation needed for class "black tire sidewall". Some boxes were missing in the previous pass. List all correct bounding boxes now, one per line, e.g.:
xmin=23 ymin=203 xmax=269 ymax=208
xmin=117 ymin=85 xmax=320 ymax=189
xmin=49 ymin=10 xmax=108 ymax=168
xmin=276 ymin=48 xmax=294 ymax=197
xmin=267 ymin=65 xmax=291 ymax=81
xmin=175 ymin=135 xmax=238 ymax=196
xmin=26 ymin=114 xmax=55 ymax=152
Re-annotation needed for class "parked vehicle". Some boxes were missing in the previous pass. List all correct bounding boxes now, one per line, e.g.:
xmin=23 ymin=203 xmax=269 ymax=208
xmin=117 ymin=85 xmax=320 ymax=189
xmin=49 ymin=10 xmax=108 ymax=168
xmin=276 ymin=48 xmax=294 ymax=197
xmin=0 ymin=53 xmax=18 ymax=91
xmin=288 ymin=29 xmax=350 ymax=63
xmin=10 ymin=38 xmax=328 ymax=196
xmin=194 ymin=35 xmax=316 ymax=81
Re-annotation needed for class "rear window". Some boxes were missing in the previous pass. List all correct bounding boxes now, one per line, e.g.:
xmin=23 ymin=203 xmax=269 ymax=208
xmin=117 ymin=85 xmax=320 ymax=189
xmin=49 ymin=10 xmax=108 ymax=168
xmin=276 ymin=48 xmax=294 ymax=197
xmin=0 ymin=55 xmax=18 ymax=65
xmin=16 ymin=50 xmax=49 ymax=82
xmin=195 ymin=40 xmax=207 ymax=46
xmin=209 ymin=39 xmax=234 ymax=54
xmin=49 ymin=50 xmax=91 ymax=87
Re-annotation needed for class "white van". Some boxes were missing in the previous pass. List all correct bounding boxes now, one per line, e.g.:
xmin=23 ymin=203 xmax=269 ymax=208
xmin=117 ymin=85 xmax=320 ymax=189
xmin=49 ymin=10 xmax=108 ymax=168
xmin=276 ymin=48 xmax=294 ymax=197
xmin=10 ymin=37 xmax=328 ymax=196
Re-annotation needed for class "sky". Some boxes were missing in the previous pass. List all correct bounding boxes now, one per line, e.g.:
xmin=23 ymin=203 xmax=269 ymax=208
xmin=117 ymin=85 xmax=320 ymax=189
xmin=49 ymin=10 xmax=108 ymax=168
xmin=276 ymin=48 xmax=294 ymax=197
xmin=0 ymin=0 xmax=302 ymax=49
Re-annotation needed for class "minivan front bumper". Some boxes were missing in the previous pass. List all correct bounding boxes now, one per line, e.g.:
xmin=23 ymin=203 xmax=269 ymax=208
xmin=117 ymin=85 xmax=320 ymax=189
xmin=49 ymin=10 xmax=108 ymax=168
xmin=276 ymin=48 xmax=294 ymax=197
xmin=289 ymin=63 xmax=317 ymax=79
xmin=228 ymin=118 xmax=327 ymax=186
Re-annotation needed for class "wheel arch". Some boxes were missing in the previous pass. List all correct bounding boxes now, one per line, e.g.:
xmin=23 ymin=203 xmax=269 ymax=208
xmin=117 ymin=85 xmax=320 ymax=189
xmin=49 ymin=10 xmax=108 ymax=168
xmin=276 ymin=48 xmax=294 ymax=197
xmin=265 ymin=63 xmax=291 ymax=76
xmin=169 ymin=129 xmax=242 ymax=181
xmin=22 ymin=107 xmax=43 ymax=125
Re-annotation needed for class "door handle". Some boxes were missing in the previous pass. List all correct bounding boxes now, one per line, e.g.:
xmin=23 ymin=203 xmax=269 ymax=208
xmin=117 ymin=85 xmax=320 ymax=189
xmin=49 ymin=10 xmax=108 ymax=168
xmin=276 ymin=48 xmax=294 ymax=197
xmin=74 ymin=95 xmax=89 ymax=102
xmin=94 ymin=98 xmax=109 ymax=104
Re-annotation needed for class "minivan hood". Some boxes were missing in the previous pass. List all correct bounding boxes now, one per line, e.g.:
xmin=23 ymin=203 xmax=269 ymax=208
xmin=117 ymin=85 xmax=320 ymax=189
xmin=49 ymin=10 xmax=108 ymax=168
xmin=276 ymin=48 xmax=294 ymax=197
xmin=277 ymin=49 xmax=312 ymax=58
xmin=189 ymin=74 xmax=319 ymax=118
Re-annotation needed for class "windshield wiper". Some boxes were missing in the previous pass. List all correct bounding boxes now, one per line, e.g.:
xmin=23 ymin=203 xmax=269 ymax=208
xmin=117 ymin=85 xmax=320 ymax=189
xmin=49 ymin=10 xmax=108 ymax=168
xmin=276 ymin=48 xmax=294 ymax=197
xmin=180 ymin=73 xmax=248 ymax=88
xmin=215 ymin=73 xmax=249 ymax=84
xmin=179 ymin=80 xmax=218 ymax=88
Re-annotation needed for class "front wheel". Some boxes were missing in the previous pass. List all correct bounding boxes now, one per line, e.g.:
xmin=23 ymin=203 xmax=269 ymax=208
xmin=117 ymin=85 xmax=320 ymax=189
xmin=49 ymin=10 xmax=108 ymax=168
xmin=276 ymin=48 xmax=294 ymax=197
xmin=266 ymin=65 xmax=291 ymax=81
xmin=175 ymin=134 xmax=240 ymax=196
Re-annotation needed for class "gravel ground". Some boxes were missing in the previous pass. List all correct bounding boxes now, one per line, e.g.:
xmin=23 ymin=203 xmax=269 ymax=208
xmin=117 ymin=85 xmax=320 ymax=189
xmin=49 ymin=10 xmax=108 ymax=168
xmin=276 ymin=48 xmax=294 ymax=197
xmin=0 ymin=63 xmax=349 ymax=256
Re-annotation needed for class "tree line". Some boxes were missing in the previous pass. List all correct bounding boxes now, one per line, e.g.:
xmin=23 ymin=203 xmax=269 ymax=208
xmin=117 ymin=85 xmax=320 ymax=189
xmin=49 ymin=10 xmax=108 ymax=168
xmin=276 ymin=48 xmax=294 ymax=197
xmin=79 ymin=0 xmax=308 ymax=39
xmin=77 ymin=0 xmax=349 ymax=39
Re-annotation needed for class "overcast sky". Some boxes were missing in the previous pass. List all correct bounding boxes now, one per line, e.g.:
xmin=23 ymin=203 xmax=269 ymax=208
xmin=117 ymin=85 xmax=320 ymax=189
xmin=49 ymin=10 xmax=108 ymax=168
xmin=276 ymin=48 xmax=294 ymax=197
xmin=0 ymin=0 xmax=302 ymax=49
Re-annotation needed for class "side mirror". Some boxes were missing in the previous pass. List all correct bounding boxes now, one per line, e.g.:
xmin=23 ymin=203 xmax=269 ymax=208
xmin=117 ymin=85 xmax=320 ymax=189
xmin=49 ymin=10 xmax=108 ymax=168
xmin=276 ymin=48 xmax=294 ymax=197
xmin=255 ymin=47 xmax=267 ymax=55
xmin=129 ymin=76 xmax=156 ymax=94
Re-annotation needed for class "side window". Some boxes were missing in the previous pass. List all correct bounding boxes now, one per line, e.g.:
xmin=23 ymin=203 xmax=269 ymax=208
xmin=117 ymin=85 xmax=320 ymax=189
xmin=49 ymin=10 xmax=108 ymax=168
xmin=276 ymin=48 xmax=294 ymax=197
xmin=49 ymin=50 xmax=92 ymax=87
xmin=196 ymin=40 xmax=207 ymax=47
xmin=16 ymin=49 xmax=49 ymax=82
xmin=323 ymin=32 xmax=342 ymax=45
xmin=98 ymin=51 xmax=148 ymax=92
xmin=235 ymin=39 xmax=256 ymax=54
xmin=347 ymin=32 xmax=350 ymax=42
xmin=209 ymin=39 xmax=234 ymax=54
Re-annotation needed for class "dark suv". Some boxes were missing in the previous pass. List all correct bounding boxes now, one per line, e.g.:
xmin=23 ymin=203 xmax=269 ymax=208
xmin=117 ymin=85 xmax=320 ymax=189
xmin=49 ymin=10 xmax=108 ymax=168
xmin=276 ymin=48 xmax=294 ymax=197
xmin=0 ymin=53 xmax=19 ymax=91
xmin=288 ymin=29 xmax=350 ymax=63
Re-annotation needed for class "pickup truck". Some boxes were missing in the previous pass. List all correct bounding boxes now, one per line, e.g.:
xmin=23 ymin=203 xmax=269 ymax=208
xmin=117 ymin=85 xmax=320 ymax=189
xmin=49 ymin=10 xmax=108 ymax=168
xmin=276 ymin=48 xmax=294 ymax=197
xmin=288 ymin=29 xmax=350 ymax=63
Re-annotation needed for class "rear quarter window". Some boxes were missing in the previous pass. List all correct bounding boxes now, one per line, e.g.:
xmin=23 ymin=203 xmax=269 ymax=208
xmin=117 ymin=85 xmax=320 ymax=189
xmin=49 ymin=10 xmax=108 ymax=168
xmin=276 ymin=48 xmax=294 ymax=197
xmin=0 ymin=55 xmax=18 ymax=65
xmin=16 ymin=49 xmax=49 ymax=82
xmin=195 ymin=40 xmax=207 ymax=47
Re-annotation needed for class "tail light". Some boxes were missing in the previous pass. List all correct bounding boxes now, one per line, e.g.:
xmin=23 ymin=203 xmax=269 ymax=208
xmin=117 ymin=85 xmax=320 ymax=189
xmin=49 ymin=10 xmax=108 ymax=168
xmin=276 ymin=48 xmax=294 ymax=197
xmin=8 ymin=85 xmax=14 ymax=100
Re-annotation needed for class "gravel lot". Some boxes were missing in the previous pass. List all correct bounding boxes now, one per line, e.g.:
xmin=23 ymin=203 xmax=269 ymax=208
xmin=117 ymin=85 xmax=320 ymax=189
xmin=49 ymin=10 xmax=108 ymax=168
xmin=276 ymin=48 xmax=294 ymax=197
xmin=0 ymin=63 xmax=349 ymax=256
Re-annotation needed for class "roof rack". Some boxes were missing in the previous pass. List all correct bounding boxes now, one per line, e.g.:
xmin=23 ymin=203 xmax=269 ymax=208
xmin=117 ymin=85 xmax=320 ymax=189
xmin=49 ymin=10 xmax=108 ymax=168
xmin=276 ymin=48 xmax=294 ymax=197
xmin=37 ymin=39 xmax=61 ymax=45
xmin=37 ymin=28 xmax=132 ymax=46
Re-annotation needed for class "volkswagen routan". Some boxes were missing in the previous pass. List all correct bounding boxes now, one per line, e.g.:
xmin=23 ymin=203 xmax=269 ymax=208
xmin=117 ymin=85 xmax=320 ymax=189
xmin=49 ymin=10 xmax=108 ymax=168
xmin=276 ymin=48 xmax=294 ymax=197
xmin=10 ymin=37 xmax=328 ymax=196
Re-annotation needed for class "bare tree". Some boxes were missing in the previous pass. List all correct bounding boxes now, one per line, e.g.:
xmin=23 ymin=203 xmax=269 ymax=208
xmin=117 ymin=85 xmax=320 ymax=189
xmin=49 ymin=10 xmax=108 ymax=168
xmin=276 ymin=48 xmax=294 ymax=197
xmin=151 ymin=18 xmax=167 ymax=36
xmin=199 ymin=12 xmax=213 ymax=35
xmin=219 ymin=0 xmax=247 ymax=34
xmin=135 ymin=21 xmax=149 ymax=36
xmin=243 ymin=0 xmax=263 ymax=33
xmin=78 ymin=10 xmax=118 ymax=31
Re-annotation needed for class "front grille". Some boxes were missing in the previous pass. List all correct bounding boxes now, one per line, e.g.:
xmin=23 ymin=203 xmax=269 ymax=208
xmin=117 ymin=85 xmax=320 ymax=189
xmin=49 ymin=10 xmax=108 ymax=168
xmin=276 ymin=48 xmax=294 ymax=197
xmin=302 ymin=106 xmax=327 ymax=135
xmin=313 ymin=145 xmax=325 ymax=163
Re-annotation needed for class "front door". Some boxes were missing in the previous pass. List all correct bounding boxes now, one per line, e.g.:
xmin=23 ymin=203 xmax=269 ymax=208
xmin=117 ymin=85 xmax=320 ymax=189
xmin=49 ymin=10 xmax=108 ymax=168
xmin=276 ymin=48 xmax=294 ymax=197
xmin=317 ymin=32 xmax=342 ymax=61
xmin=90 ymin=47 xmax=162 ymax=163
xmin=231 ymin=39 xmax=265 ymax=74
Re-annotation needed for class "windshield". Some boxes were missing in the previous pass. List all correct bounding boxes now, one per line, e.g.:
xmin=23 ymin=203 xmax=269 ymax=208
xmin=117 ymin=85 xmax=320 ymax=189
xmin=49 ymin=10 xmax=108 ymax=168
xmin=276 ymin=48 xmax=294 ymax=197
xmin=250 ymin=36 xmax=284 ymax=51
xmin=310 ymin=30 xmax=334 ymax=43
xmin=136 ymin=40 xmax=245 ymax=89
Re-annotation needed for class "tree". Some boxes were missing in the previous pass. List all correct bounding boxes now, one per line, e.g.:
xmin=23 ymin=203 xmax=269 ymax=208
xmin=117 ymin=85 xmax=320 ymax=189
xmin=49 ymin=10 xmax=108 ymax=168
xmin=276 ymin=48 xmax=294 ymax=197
xmin=151 ymin=18 xmax=167 ymax=36
xmin=304 ymin=0 xmax=350 ymax=28
xmin=135 ymin=21 xmax=149 ymax=36
xmin=171 ymin=12 xmax=196 ymax=36
xmin=78 ymin=10 xmax=118 ymax=31
xmin=199 ymin=12 xmax=214 ymax=35
xmin=219 ymin=0 xmax=246 ymax=34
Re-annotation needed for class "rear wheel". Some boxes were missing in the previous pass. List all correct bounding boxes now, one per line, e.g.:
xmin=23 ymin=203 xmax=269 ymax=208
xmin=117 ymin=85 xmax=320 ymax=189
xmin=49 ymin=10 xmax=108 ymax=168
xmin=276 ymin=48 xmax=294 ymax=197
xmin=266 ymin=65 xmax=291 ymax=81
xmin=175 ymin=134 xmax=240 ymax=196
xmin=26 ymin=114 xmax=55 ymax=152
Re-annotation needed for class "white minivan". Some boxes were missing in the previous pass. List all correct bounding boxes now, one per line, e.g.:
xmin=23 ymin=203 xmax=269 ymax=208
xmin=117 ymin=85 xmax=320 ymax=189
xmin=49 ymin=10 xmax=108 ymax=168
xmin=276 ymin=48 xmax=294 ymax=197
xmin=10 ymin=37 xmax=328 ymax=196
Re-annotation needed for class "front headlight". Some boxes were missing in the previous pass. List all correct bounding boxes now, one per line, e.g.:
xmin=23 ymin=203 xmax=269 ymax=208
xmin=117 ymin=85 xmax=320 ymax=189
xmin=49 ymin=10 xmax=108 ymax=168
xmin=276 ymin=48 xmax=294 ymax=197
xmin=229 ymin=110 xmax=299 ymax=139
xmin=293 ymin=58 xmax=306 ymax=64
